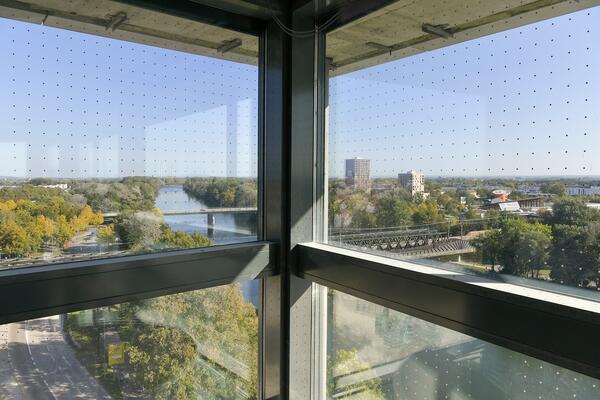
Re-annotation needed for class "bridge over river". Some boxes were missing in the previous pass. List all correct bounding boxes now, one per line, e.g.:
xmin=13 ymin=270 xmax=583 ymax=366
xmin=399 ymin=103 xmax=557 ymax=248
xmin=102 ymin=207 xmax=257 ymax=218
xmin=102 ymin=207 xmax=257 ymax=233
xmin=329 ymin=226 xmax=476 ymax=258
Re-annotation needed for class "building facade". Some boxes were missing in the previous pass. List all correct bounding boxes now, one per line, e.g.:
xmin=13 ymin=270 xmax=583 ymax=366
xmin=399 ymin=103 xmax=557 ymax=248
xmin=345 ymin=158 xmax=371 ymax=188
xmin=398 ymin=170 xmax=425 ymax=195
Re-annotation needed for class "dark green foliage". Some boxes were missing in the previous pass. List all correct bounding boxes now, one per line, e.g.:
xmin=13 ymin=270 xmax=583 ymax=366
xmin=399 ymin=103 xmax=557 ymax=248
xmin=473 ymin=219 xmax=552 ymax=277
xmin=548 ymin=197 xmax=600 ymax=226
xmin=69 ymin=177 xmax=161 ymax=213
xmin=549 ymin=223 xmax=600 ymax=287
xmin=114 ymin=211 xmax=211 ymax=251
xmin=540 ymin=182 xmax=567 ymax=196
xmin=183 ymin=178 xmax=257 ymax=208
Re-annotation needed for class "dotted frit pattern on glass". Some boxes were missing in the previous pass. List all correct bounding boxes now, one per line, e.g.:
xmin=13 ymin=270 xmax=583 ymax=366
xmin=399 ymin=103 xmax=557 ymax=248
xmin=328 ymin=289 xmax=600 ymax=400
xmin=328 ymin=7 xmax=599 ymax=178
xmin=0 ymin=18 xmax=258 ymax=179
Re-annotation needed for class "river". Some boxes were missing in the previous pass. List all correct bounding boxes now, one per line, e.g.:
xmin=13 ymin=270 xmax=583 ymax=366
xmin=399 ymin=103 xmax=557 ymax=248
xmin=154 ymin=185 xmax=259 ymax=306
xmin=155 ymin=185 xmax=257 ymax=244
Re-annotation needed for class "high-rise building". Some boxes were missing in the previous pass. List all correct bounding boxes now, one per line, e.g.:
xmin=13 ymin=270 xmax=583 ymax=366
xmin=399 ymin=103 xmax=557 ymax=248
xmin=345 ymin=158 xmax=371 ymax=188
xmin=398 ymin=170 xmax=425 ymax=195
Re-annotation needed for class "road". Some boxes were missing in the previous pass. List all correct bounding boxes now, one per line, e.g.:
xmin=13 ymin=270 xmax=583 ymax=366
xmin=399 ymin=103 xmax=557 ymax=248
xmin=0 ymin=316 xmax=112 ymax=399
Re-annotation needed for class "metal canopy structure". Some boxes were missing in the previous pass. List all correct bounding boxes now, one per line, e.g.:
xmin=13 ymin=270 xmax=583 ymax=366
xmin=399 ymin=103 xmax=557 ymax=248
xmin=326 ymin=0 xmax=600 ymax=75
xmin=0 ymin=0 xmax=262 ymax=64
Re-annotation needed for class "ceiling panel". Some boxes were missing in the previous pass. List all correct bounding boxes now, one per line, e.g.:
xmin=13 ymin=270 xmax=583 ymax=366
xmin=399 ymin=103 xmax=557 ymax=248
xmin=0 ymin=0 xmax=259 ymax=64
xmin=327 ymin=0 xmax=600 ymax=75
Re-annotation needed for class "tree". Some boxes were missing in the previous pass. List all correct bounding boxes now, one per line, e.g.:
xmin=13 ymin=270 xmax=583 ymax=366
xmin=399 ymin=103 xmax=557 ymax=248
xmin=550 ymin=197 xmax=600 ymax=226
xmin=126 ymin=284 xmax=258 ymax=399
xmin=97 ymin=225 xmax=116 ymax=244
xmin=549 ymin=223 xmax=600 ymax=287
xmin=0 ymin=220 xmax=34 ymax=258
xmin=540 ymin=182 xmax=566 ymax=196
xmin=412 ymin=200 xmax=444 ymax=225
xmin=160 ymin=225 xmax=211 ymax=248
xmin=349 ymin=209 xmax=377 ymax=229
xmin=516 ymin=229 xmax=552 ymax=278
xmin=474 ymin=219 xmax=551 ymax=277
xmin=473 ymin=229 xmax=503 ymax=272
xmin=375 ymin=194 xmax=413 ymax=227
xmin=182 ymin=178 xmax=258 ymax=208
xmin=498 ymin=219 xmax=551 ymax=277
xmin=117 ymin=211 xmax=163 ymax=249
xmin=55 ymin=215 xmax=75 ymax=247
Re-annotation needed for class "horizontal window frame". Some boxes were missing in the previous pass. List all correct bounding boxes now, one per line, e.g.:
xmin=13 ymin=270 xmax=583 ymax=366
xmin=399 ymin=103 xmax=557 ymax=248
xmin=296 ymin=242 xmax=600 ymax=380
xmin=0 ymin=241 xmax=275 ymax=325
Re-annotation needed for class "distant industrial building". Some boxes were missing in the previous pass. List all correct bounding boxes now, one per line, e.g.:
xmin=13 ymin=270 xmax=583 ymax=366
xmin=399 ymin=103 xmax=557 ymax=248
xmin=566 ymin=186 xmax=600 ymax=196
xmin=345 ymin=158 xmax=371 ymax=188
xmin=398 ymin=170 xmax=425 ymax=195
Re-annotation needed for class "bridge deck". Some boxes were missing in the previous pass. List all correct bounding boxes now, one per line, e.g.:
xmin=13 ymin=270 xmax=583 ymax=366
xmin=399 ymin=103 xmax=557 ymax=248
xmin=102 ymin=207 xmax=257 ymax=217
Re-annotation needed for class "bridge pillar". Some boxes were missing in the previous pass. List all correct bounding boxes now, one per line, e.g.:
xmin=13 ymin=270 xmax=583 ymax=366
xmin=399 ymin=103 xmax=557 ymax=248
xmin=207 ymin=213 xmax=215 ymax=239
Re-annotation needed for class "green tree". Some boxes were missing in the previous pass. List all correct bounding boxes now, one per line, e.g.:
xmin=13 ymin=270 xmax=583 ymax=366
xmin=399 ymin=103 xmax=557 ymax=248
xmin=550 ymin=197 xmax=600 ymax=226
xmin=473 ymin=229 xmax=503 ymax=272
xmin=375 ymin=194 xmax=413 ymax=227
xmin=127 ymin=284 xmax=258 ymax=399
xmin=349 ymin=209 xmax=377 ymax=229
xmin=498 ymin=219 xmax=551 ymax=277
xmin=474 ymin=219 xmax=551 ymax=277
xmin=117 ymin=211 xmax=163 ymax=249
xmin=540 ymin=182 xmax=566 ymax=196
xmin=549 ymin=223 xmax=600 ymax=287
xmin=412 ymin=200 xmax=444 ymax=225
xmin=160 ymin=225 xmax=211 ymax=248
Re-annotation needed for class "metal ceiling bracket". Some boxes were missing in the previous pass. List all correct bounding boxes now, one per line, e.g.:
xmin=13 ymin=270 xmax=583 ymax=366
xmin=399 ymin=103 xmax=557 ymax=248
xmin=421 ymin=23 xmax=454 ymax=39
xmin=106 ymin=11 xmax=127 ymax=31
xmin=218 ymin=38 xmax=243 ymax=53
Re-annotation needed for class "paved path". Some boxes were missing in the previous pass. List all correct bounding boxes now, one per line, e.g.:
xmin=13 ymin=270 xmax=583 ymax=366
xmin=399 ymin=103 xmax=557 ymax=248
xmin=0 ymin=316 xmax=112 ymax=399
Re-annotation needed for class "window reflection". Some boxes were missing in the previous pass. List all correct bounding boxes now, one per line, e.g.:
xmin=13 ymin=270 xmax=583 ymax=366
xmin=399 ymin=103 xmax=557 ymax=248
xmin=326 ymin=6 xmax=600 ymax=300
xmin=327 ymin=289 xmax=600 ymax=399
xmin=0 ymin=282 xmax=259 ymax=399
xmin=0 ymin=16 xmax=259 ymax=269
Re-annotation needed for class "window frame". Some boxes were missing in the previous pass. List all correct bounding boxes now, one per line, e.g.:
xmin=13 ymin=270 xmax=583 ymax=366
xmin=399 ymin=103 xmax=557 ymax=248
xmin=294 ymin=0 xmax=600 ymax=393
xmin=3 ymin=1 xmax=600 ymax=399
xmin=0 ymin=2 xmax=277 ymax=399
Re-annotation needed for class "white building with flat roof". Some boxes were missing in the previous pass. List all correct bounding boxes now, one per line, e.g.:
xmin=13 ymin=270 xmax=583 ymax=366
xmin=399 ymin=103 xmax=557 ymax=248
xmin=566 ymin=186 xmax=600 ymax=196
xmin=398 ymin=170 xmax=425 ymax=196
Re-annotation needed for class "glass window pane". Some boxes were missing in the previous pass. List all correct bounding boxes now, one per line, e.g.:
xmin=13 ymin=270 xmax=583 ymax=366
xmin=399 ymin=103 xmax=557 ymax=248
xmin=325 ymin=4 xmax=600 ymax=300
xmin=327 ymin=288 xmax=600 ymax=399
xmin=0 ymin=281 xmax=259 ymax=399
xmin=0 ymin=12 xmax=258 ymax=270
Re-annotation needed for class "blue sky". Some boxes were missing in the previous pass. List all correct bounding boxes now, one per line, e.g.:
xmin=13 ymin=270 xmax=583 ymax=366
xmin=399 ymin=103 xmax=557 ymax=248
xmin=328 ymin=6 xmax=600 ymax=178
xmin=0 ymin=18 xmax=258 ymax=178
xmin=0 ymin=7 xmax=598 ymax=180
